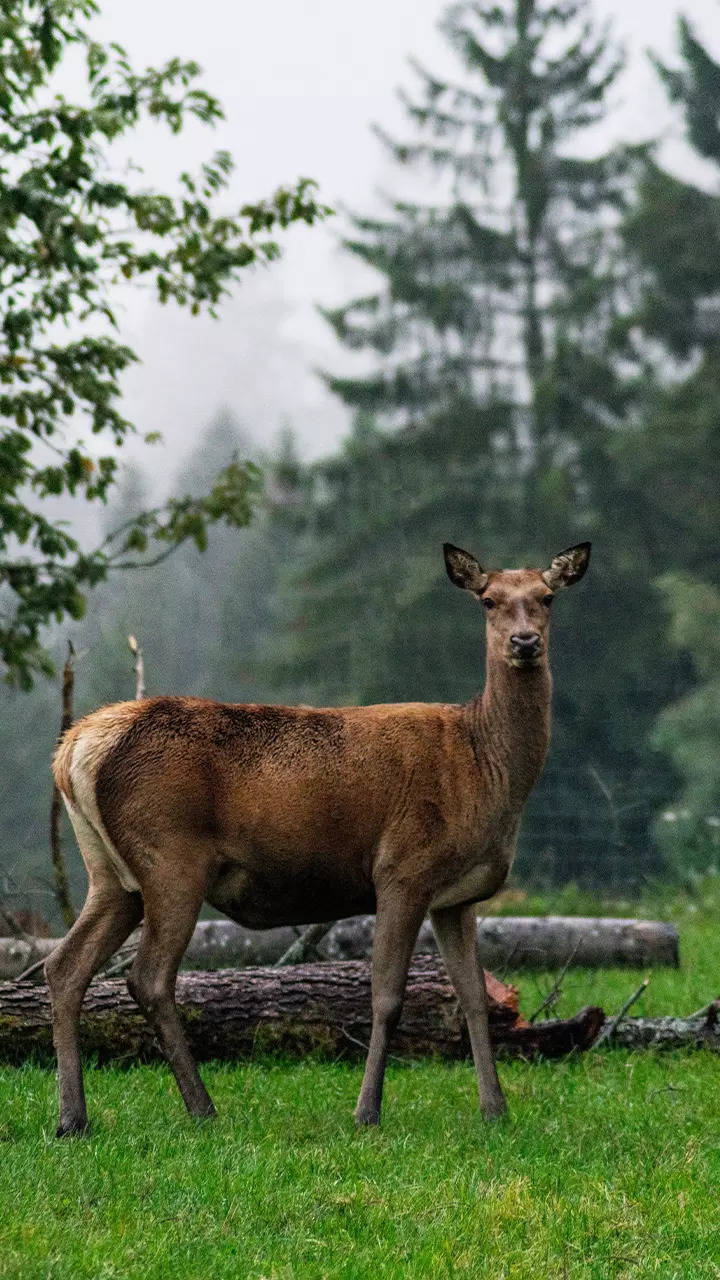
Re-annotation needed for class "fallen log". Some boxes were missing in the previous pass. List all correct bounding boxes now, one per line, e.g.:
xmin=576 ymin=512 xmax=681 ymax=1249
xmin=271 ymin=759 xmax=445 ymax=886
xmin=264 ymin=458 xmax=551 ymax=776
xmin=0 ymin=956 xmax=602 ymax=1064
xmin=0 ymin=913 xmax=679 ymax=980
xmin=463 ymin=916 xmax=679 ymax=970
xmin=0 ymin=935 xmax=55 ymax=980
xmin=0 ymin=921 xmax=301 ymax=981
xmin=607 ymin=1001 xmax=720 ymax=1052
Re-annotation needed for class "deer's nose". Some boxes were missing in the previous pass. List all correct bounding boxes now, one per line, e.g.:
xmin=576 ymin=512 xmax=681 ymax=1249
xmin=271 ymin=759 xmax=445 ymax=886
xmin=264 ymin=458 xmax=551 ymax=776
xmin=510 ymin=632 xmax=541 ymax=658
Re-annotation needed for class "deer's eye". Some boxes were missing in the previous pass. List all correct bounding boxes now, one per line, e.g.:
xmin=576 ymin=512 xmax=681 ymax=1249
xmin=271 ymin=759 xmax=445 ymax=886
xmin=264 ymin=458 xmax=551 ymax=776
xmin=481 ymin=597 xmax=495 ymax=610
xmin=542 ymin=595 xmax=554 ymax=608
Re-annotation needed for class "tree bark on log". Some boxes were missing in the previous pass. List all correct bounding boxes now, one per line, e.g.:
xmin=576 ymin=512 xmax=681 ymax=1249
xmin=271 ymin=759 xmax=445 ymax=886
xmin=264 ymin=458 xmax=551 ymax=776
xmin=606 ymin=1001 xmax=720 ymax=1051
xmin=0 ymin=914 xmax=679 ymax=980
xmin=0 ymin=956 xmax=603 ymax=1064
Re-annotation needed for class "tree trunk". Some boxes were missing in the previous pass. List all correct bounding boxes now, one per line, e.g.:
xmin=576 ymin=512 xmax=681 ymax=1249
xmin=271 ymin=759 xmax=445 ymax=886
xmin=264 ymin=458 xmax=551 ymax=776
xmin=0 ymin=956 xmax=602 ymax=1064
xmin=0 ymin=914 xmax=679 ymax=981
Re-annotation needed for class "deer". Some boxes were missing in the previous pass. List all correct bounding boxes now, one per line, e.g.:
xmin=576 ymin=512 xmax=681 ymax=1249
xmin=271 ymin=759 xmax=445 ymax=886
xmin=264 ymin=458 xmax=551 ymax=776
xmin=47 ymin=539 xmax=590 ymax=1137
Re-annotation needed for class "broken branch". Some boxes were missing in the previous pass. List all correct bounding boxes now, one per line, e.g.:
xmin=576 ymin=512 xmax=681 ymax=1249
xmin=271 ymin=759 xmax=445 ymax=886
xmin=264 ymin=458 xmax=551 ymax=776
xmin=592 ymin=976 xmax=651 ymax=1048
xmin=128 ymin=635 xmax=145 ymax=700
xmin=49 ymin=640 xmax=76 ymax=929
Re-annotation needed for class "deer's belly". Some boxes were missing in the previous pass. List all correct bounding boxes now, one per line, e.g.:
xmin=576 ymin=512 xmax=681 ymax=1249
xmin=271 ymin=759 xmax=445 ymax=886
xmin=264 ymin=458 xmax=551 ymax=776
xmin=430 ymin=857 xmax=511 ymax=910
xmin=206 ymin=859 xmax=376 ymax=929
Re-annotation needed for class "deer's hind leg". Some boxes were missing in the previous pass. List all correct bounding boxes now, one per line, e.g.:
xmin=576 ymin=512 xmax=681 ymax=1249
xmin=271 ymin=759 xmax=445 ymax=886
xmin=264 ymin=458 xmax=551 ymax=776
xmin=430 ymin=902 xmax=507 ymax=1119
xmin=46 ymin=808 xmax=143 ymax=1137
xmin=126 ymin=859 xmax=215 ymax=1120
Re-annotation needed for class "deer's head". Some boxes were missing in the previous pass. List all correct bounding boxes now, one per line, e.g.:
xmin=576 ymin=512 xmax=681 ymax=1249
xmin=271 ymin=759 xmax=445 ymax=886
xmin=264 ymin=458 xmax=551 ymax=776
xmin=443 ymin=542 xmax=591 ymax=668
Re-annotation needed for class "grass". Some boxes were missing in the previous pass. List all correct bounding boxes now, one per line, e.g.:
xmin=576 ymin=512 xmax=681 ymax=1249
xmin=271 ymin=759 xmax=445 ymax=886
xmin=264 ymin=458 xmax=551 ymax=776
xmin=2 ymin=885 xmax=720 ymax=1279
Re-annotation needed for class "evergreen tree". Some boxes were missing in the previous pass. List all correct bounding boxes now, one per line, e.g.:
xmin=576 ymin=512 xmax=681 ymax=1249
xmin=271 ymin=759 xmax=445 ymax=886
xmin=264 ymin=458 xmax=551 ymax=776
xmin=275 ymin=1 xmax=669 ymax=887
xmin=651 ymin=575 xmax=720 ymax=878
xmin=323 ymin=0 xmax=636 ymax=536
xmin=209 ymin=424 xmax=315 ymax=704
xmin=619 ymin=16 xmax=720 ymax=584
xmin=75 ymin=409 xmax=255 ymax=704
xmin=620 ymin=15 xmax=720 ymax=365
xmin=618 ymin=18 xmax=720 ymax=876
xmin=0 ymin=414 xmax=311 ymax=921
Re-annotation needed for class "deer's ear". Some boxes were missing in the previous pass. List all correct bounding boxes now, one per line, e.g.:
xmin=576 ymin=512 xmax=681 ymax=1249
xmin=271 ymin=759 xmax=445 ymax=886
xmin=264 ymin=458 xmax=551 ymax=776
xmin=443 ymin=543 xmax=488 ymax=594
xmin=542 ymin=542 xmax=591 ymax=590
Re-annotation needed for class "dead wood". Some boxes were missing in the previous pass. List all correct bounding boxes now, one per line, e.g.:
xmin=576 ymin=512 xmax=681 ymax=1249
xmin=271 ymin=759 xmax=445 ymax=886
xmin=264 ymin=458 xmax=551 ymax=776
xmin=128 ymin=634 xmax=145 ymax=700
xmin=599 ymin=1000 xmax=720 ymax=1052
xmin=591 ymin=976 xmax=651 ymax=1049
xmin=0 ymin=956 xmax=604 ymax=1064
xmin=49 ymin=640 xmax=76 ymax=929
xmin=274 ymin=921 xmax=336 ymax=966
xmin=0 ymin=914 xmax=680 ymax=981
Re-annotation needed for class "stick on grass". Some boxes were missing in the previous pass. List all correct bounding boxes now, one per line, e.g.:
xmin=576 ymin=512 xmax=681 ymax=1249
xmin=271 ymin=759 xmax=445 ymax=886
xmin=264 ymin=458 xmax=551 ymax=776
xmin=592 ymin=976 xmax=651 ymax=1048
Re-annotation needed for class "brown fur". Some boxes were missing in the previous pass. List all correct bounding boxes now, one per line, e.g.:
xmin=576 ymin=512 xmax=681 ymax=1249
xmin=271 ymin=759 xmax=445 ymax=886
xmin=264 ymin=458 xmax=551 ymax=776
xmin=52 ymin=702 xmax=141 ymax=807
xmin=52 ymin=721 xmax=82 ymax=803
xmin=46 ymin=542 xmax=589 ymax=1136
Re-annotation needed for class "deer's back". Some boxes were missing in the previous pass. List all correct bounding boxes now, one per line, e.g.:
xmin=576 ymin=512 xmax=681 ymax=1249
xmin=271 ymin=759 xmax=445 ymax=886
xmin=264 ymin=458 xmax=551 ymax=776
xmin=65 ymin=697 xmax=474 ymax=893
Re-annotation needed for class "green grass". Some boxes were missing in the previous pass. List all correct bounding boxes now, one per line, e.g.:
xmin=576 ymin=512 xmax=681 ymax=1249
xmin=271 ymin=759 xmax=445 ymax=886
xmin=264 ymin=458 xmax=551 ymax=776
xmin=502 ymin=918 xmax=719 ymax=1026
xmin=2 ymin=888 xmax=720 ymax=1279
xmin=2 ymin=1053 xmax=720 ymax=1279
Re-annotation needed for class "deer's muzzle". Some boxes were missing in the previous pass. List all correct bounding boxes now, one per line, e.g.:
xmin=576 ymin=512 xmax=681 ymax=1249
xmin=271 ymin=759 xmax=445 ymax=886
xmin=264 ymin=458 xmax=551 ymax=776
xmin=510 ymin=632 xmax=542 ymax=663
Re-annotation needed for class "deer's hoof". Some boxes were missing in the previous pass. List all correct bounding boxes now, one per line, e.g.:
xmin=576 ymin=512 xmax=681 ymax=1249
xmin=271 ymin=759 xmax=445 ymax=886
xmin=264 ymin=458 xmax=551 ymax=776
xmin=56 ymin=1118 xmax=91 ymax=1139
xmin=482 ymin=1101 xmax=508 ymax=1123
xmin=190 ymin=1106 xmax=217 ymax=1124
xmin=354 ymin=1108 xmax=381 ymax=1127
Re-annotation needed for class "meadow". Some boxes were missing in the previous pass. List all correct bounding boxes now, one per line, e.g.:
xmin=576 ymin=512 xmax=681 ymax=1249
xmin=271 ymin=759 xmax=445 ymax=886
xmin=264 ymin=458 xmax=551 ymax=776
xmin=1 ymin=883 xmax=719 ymax=1279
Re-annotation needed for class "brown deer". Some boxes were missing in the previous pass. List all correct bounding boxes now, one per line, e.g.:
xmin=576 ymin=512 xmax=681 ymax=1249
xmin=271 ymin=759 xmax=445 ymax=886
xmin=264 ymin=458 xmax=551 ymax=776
xmin=48 ymin=540 xmax=590 ymax=1136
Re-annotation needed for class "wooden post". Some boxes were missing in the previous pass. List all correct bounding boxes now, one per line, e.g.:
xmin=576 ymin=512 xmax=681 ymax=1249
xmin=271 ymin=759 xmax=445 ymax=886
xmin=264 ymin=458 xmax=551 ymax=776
xmin=49 ymin=640 xmax=76 ymax=929
xmin=128 ymin=635 xmax=145 ymax=700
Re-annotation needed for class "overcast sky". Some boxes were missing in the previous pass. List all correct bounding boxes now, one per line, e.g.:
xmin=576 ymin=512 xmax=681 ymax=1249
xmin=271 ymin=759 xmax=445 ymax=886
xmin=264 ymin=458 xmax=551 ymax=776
xmin=85 ymin=0 xmax=720 ymax=470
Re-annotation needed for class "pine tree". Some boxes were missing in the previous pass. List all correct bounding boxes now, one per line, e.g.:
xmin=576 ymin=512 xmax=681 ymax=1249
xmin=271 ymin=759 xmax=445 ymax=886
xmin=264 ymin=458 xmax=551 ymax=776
xmin=76 ymin=410 xmax=255 ymax=703
xmin=618 ymin=17 xmax=720 ymax=581
xmin=274 ymin=1 xmax=669 ymax=886
xmin=215 ymin=425 xmax=317 ymax=705
xmin=323 ymin=0 xmax=636 ymax=537
xmin=616 ymin=18 xmax=720 ymax=879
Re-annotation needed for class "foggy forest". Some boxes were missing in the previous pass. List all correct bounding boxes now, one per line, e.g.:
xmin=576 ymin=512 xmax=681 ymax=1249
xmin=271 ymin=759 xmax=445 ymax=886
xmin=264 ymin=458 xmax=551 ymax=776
xmin=1 ymin=0 xmax=718 ymax=923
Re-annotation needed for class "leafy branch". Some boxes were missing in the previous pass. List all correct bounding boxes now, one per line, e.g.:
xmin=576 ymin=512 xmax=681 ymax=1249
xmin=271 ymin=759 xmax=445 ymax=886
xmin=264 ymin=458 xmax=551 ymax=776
xmin=0 ymin=1 xmax=332 ymax=686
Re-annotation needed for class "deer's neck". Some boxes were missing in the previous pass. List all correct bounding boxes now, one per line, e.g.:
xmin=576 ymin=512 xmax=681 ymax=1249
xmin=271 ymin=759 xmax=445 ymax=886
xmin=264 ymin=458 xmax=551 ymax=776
xmin=465 ymin=655 xmax=552 ymax=806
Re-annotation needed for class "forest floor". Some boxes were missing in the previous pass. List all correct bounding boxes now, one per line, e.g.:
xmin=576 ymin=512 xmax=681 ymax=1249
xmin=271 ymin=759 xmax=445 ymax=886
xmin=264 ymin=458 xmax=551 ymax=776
xmin=1 ymin=882 xmax=720 ymax=1279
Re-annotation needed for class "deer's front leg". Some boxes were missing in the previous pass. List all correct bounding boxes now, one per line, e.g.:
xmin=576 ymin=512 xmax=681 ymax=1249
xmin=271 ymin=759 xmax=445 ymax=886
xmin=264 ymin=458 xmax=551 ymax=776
xmin=355 ymin=886 xmax=427 ymax=1127
xmin=431 ymin=902 xmax=507 ymax=1120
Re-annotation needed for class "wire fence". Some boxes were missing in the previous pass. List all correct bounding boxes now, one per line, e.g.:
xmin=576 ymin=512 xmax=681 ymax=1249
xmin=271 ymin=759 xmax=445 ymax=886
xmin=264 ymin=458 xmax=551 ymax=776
xmin=515 ymin=762 xmax=676 ymax=892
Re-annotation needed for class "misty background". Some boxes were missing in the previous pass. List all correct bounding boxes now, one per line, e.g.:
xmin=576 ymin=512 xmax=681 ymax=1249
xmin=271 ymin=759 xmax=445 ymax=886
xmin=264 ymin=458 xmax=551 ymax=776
xmin=2 ymin=0 xmax=720 ymax=925
xmin=87 ymin=0 xmax=720 ymax=466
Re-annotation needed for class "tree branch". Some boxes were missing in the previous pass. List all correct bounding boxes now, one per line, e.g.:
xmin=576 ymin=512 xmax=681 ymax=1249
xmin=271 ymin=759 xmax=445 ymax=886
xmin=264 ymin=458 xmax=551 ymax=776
xmin=592 ymin=977 xmax=651 ymax=1048
xmin=128 ymin=634 xmax=145 ymax=700
xmin=49 ymin=640 xmax=76 ymax=929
